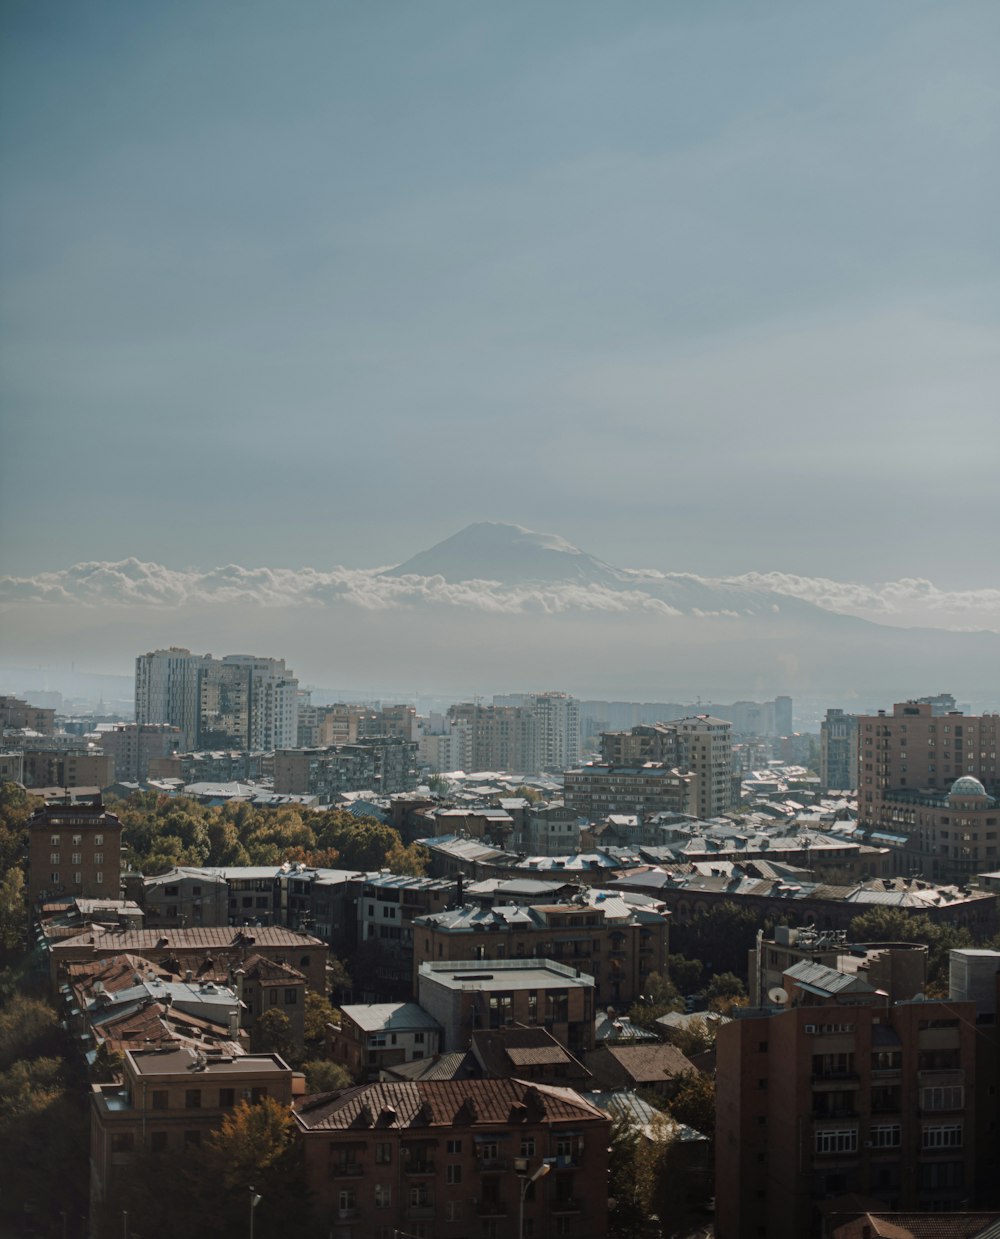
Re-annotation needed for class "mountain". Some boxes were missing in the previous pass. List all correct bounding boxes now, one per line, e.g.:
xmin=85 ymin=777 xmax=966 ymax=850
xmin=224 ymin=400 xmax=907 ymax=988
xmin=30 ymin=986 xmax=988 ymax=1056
xmin=383 ymin=521 xmax=624 ymax=586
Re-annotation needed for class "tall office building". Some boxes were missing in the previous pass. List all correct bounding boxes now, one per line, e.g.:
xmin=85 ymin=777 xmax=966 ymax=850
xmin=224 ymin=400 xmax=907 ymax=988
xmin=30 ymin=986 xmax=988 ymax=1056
xmin=820 ymin=708 xmax=858 ymax=792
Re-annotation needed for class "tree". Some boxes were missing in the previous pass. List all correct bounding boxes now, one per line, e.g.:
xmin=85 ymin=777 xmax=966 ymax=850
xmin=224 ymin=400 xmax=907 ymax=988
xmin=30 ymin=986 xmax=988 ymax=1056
xmin=705 ymin=971 xmax=747 ymax=1015
xmin=608 ymin=1111 xmax=647 ymax=1239
xmin=256 ymin=1008 xmax=294 ymax=1060
xmin=0 ymin=995 xmax=59 ymax=1069
xmin=302 ymin=991 xmax=338 ymax=1058
xmin=627 ymin=971 xmax=683 ymax=1030
xmin=671 ymin=900 xmax=766 ymax=981
xmin=302 ymin=1059 xmax=353 ymax=1093
xmin=661 ymin=1015 xmax=714 ymax=1058
xmin=385 ymin=840 xmax=430 ymax=876
xmin=0 ymin=867 xmax=26 ymax=957
xmin=666 ymin=953 xmax=703 ymax=995
xmin=327 ymin=954 xmax=352 ymax=1002
xmin=847 ymin=907 xmax=973 ymax=992
xmin=666 ymin=1070 xmax=716 ymax=1142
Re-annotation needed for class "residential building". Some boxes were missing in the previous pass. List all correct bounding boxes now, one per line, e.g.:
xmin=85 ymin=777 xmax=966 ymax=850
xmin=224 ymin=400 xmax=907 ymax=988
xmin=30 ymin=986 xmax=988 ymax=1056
xmin=90 ymin=1048 xmax=294 ymax=1218
xmin=234 ymin=954 xmax=308 ymax=1050
xmin=328 ymin=1002 xmax=442 ymax=1079
xmin=274 ymin=736 xmax=417 ymax=797
xmin=134 ymin=647 xmax=206 ymax=749
xmin=413 ymin=891 xmax=669 ymax=1008
xmin=584 ymin=1040 xmax=697 ymax=1099
xmin=98 ymin=722 xmax=182 ymax=782
xmin=49 ymin=924 xmax=327 ymax=992
xmin=563 ymin=763 xmax=695 ymax=819
xmin=134 ymin=867 xmax=230 ymax=928
xmin=417 ymin=958 xmax=597 ymax=1056
xmin=716 ymin=966 xmax=981 ymax=1238
xmin=294 ymin=1077 xmax=611 ymax=1239
xmin=520 ymin=802 xmax=585 ymax=855
xmin=856 ymin=702 xmax=1000 ymax=878
xmin=0 ymin=693 xmax=56 ymax=735
xmin=674 ymin=715 xmax=734 ymax=817
xmin=20 ymin=749 xmax=115 ymax=789
xmin=27 ymin=798 xmax=122 ymax=907
xmin=821 ymin=709 xmax=859 ymax=792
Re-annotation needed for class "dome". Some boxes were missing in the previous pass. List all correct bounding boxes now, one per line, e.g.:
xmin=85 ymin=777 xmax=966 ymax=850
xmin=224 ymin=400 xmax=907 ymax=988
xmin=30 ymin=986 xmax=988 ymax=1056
xmin=948 ymin=775 xmax=989 ymax=800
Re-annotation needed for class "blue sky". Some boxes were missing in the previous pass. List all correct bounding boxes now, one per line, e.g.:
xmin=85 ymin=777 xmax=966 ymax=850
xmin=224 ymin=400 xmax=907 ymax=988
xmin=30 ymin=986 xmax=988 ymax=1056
xmin=2 ymin=0 xmax=997 ymax=586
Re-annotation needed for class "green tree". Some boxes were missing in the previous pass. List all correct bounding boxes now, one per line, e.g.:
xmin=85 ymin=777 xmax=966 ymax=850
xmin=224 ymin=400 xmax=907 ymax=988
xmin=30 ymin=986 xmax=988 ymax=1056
xmin=302 ymin=1059 xmax=353 ymax=1093
xmin=0 ymin=867 xmax=26 ymax=957
xmin=666 ymin=953 xmax=703 ymax=995
xmin=627 ymin=971 xmax=683 ymax=1030
xmin=385 ymin=840 xmax=430 ymax=876
xmin=666 ymin=1070 xmax=716 ymax=1142
xmin=847 ymin=907 xmax=973 ymax=993
xmin=302 ymin=991 xmax=338 ymax=1058
xmin=0 ymin=995 xmax=59 ymax=1069
xmin=256 ymin=1007 xmax=294 ymax=1059
xmin=671 ymin=900 xmax=766 ymax=981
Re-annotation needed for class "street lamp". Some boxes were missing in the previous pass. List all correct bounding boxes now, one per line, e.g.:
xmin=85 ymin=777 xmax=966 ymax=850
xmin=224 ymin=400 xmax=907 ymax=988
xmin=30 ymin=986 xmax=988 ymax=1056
xmin=248 ymin=1185 xmax=261 ymax=1239
xmin=516 ymin=1159 xmax=551 ymax=1239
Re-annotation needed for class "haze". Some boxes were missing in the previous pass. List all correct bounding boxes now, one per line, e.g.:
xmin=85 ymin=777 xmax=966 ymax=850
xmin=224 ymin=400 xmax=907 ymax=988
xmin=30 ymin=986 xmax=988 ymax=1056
xmin=1 ymin=0 xmax=997 ymax=591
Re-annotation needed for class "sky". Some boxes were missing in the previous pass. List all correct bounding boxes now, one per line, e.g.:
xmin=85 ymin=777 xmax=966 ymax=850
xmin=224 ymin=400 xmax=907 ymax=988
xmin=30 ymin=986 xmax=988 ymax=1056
xmin=1 ymin=0 xmax=998 ymax=590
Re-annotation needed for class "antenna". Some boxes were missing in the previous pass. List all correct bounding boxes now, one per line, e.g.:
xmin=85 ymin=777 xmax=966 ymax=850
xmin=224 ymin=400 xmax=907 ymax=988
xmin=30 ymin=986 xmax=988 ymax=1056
xmin=767 ymin=986 xmax=789 ymax=1006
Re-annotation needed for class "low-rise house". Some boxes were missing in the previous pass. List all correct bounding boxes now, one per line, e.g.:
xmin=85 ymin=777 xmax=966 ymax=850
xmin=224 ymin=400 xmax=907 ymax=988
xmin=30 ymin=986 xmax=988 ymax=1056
xmin=584 ymin=1041 xmax=698 ymax=1098
xmin=469 ymin=1025 xmax=591 ymax=1085
xmin=234 ymin=954 xmax=308 ymax=1051
xmin=294 ymin=1078 xmax=612 ymax=1239
xmin=328 ymin=1002 xmax=442 ymax=1080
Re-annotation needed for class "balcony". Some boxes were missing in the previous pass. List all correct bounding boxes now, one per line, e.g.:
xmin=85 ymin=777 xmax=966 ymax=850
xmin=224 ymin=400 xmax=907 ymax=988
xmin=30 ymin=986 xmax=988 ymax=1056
xmin=811 ymin=1071 xmax=859 ymax=1085
xmin=551 ymin=1197 xmax=582 ymax=1213
xmin=475 ymin=1199 xmax=508 ymax=1218
xmin=329 ymin=1163 xmax=363 ymax=1177
xmin=403 ymin=1160 xmax=435 ymax=1175
xmin=406 ymin=1204 xmax=435 ymax=1221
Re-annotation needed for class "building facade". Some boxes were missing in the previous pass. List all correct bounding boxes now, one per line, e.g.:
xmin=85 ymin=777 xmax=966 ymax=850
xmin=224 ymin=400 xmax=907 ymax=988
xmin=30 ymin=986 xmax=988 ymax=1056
xmin=820 ymin=709 xmax=859 ymax=792
xmin=27 ymin=798 xmax=122 ymax=907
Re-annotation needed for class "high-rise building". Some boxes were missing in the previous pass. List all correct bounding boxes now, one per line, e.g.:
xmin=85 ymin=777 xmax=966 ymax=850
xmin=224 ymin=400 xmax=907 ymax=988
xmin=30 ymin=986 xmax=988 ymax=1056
xmin=673 ymin=715 xmax=734 ymax=817
xmin=135 ymin=648 xmax=298 ymax=751
xmin=856 ymin=701 xmax=1000 ymax=880
xmin=820 ymin=708 xmax=858 ymax=792
xmin=99 ymin=722 xmax=182 ymax=782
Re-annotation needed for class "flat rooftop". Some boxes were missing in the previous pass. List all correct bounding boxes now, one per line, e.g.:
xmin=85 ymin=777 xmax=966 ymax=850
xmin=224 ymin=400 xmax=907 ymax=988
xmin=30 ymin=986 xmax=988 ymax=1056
xmin=418 ymin=959 xmax=594 ymax=991
xmin=127 ymin=1047 xmax=290 ymax=1077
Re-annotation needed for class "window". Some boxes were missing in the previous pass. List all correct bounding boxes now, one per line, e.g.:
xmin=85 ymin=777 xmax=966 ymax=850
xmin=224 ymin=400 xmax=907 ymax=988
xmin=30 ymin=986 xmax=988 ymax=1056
xmin=111 ymin=1132 xmax=134 ymax=1152
xmin=50 ymin=852 xmax=60 ymax=865
xmin=74 ymin=872 xmax=82 ymax=885
xmin=814 ymin=1129 xmax=858 ymax=1155
xmin=94 ymin=852 xmax=103 ymax=864
xmin=185 ymin=1089 xmax=201 ymax=1110
xmin=375 ymin=1142 xmax=392 ymax=1164
xmin=338 ymin=1188 xmax=357 ymax=1214
xmin=151 ymin=1091 xmax=168 ymax=1110
xmin=71 ymin=852 xmax=81 ymax=865
xmin=50 ymin=872 xmax=60 ymax=884
xmin=446 ymin=1139 xmax=462 ymax=1155
xmin=72 ymin=834 xmax=82 ymax=845
xmin=520 ymin=1136 xmax=535 ymax=1157
xmin=49 ymin=834 xmax=60 ymax=846
xmin=150 ymin=1131 xmax=168 ymax=1152
xmin=871 ymin=1125 xmax=901 ymax=1148
xmin=94 ymin=834 xmax=103 ymax=846
xmin=923 ymin=1125 xmax=962 ymax=1149
xmin=446 ymin=1164 xmax=462 ymax=1184
xmin=414 ymin=1032 xmax=424 ymax=1044
xmin=284 ymin=988 xmax=298 ymax=1004
xmin=922 ymin=1085 xmax=963 ymax=1111
xmin=96 ymin=872 xmax=103 ymax=885
xmin=219 ymin=1088 xmax=235 ymax=1108
xmin=374 ymin=1184 xmax=391 ymax=1207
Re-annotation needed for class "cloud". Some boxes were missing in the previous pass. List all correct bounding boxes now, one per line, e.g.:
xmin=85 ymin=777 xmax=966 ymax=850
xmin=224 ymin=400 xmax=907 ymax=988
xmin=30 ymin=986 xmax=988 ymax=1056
xmin=1 ymin=558 xmax=997 ymax=632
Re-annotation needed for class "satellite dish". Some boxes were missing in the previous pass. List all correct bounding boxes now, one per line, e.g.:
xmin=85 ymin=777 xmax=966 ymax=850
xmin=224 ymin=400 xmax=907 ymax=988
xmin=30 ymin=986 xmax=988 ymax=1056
xmin=768 ymin=986 xmax=789 ymax=1006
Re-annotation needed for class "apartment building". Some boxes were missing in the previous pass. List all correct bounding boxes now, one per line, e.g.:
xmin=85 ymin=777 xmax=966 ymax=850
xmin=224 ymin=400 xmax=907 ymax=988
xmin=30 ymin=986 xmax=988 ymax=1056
xmin=675 ymin=715 xmax=734 ymax=817
xmin=20 ymin=749 xmax=115 ymax=790
xmin=412 ymin=892 xmax=669 ymax=1008
xmin=294 ymin=1077 xmax=611 ymax=1239
xmin=821 ymin=709 xmax=859 ymax=792
xmin=563 ymin=762 xmax=695 ymax=819
xmin=856 ymin=702 xmax=1000 ymax=881
xmin=447 ymin=692 xmax=581 ymax=775
xmin=274 ymin=736 xmax=417 ymax=797
xmin=716 ymin=965 xmax=980 ymax=1238
xmin=90 ymin=1047 xmax=294 ymax=1217
xmin=98 ymin=722 xmax=182 ymax=781
xmin=0 ymin=693 xmax=56 ymax=734
xmin=417 ymin=958 xmax=596 ymax=1056
xmin=135 ymin=647 xmax=298 ymax=750
xmin=27 ymin=798 xmax=122 ymax=907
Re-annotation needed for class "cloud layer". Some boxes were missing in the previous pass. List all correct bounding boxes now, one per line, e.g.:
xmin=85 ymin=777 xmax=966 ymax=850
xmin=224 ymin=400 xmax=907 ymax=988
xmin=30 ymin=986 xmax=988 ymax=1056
xmin=1 ymin=558 xmax=997 ymax=632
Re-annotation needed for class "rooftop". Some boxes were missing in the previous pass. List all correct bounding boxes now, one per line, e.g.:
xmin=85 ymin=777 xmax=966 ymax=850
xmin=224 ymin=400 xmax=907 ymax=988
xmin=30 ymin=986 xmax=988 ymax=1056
xmin=419 ymin=958 xmax=596 ymax=991
xmin=340 ymin=1003 xmax=442 ymax=1034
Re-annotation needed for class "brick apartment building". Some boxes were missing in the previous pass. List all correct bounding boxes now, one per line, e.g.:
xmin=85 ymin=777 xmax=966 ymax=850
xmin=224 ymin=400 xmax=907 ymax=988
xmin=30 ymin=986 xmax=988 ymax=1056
xmin=293 ymin=1077 xmax=611 ymax=1239
xmin=90 ymin=1047 xmax=295 ymax=1218
xmin=856 ymin=702 xmax=1000 ymax=880
xmin=27 ymin=798 xmax=122 ymax=907
xmin=716 ymin=960 xmax=981 ymax=1238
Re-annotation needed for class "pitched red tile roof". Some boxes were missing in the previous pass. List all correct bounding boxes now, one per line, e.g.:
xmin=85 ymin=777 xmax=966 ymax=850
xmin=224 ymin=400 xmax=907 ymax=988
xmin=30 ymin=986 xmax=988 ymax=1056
xmin=294 ymin=1078 xmax=607 ymax=1131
